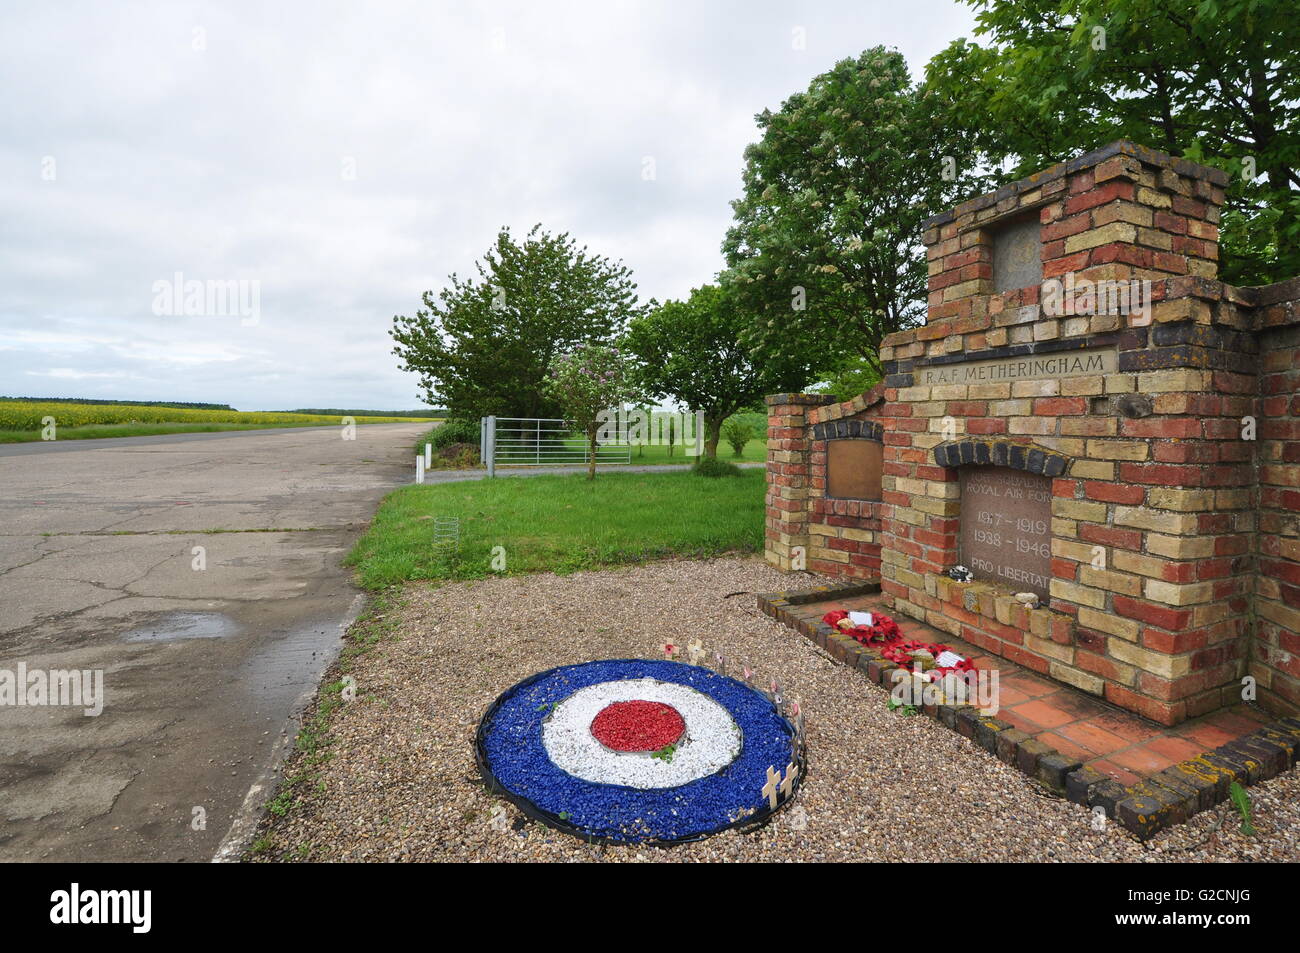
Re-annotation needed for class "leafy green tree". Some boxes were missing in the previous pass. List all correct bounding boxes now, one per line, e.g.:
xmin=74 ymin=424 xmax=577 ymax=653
xmin=722 ymin=46 xmax=993 ymax=373
xmin=624 ymin=283 xmax=818 ymax=459
xmin=543 ymin=343 xmax=636 ymax=480
xmin=818 ymin=355 xmax=884 ymax=404
xmin=924 ymin=0 xmax=1300 ymax=284
xmin=391 ymin=225 xmax=649 ymax=420
xmin=720 ymin=418 xmax=755 ymax=458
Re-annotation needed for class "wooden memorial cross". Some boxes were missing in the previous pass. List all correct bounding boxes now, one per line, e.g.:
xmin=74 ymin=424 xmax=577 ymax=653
xmin=763 ymin=765 xmax=781 ymax=809
xmin=779 ymin=761 xmax=798 ymax=799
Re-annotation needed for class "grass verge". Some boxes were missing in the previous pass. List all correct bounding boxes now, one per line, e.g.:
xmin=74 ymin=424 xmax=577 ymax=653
xmin=346 ymin=467 xmax=765 ymax=589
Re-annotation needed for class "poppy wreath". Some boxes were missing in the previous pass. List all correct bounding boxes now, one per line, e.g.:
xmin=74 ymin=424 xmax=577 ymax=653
xmin=823 ymin=609 xmax=900 ymax=644
xmin=821 ymin=610 xmax=977 ymax=678
xmin=475 ymin=659 xmax=805 ymax=845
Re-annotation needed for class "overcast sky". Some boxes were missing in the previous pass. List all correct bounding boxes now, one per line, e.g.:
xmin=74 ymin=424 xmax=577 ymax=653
xmin=0 ymin=0 xmax=976 ymax=410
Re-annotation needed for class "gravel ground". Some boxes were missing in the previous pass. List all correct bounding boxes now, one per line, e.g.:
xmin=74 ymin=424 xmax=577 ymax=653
xmin=249 ymin=556 xmax=1300 ymax=862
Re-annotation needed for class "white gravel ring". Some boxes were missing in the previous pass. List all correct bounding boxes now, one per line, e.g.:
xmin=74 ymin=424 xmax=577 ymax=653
xmin=541 ymin=678 xmax=742 ymax=788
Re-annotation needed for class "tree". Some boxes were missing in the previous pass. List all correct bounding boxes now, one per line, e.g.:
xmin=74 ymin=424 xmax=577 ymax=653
xmin=390 ymin=225 xmax=649 ymax=421
xmin=819 ymin=355 xmax=884 ymax=404
xmin=543 ymin=343 xmax=636 ymax=480
xmin=924 ymin=0 xmax=1300 ymax=284
xmin=722 ymin=47 xmax=993 ymax=374
xmin=721 ymin=418 xmax=755 ymax=458
xmin=624 ymin=283 xmax=819 ymax=459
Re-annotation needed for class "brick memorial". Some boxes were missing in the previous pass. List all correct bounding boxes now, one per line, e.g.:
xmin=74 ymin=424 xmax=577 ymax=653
xmin=766 ymin=140 xmax=1300 ymax=726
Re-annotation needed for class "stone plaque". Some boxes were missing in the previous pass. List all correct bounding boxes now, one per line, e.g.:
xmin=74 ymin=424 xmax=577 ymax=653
xmin=958 ymin=466 xmax=1051 ymax=601
xmin=992 ymin=215 xmax=1043 ymax=293
xmin=918 ymin=348 xmax=1116 ymax=387
xmin=827 ymin=439 xmax=882 ymax=500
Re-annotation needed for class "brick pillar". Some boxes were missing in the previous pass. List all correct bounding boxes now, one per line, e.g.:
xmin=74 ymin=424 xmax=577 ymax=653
xmin=765 ymin=393 xmax=833 ymax=571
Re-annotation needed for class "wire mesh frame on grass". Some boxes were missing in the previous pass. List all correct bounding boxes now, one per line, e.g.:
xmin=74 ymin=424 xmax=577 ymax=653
xmin=432 ymin=517 xmax=460 ymax=553
xmin=472 ymin=659 xmax=807 ymax=847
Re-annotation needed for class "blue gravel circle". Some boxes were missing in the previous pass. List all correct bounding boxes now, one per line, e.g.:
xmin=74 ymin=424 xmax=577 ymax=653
xmin=475 ymin=659 xmax=804 ymax=844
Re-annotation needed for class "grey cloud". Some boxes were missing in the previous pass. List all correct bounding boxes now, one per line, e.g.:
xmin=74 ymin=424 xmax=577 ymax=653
xmin=0 ymin=0 xmax=973 ymax=409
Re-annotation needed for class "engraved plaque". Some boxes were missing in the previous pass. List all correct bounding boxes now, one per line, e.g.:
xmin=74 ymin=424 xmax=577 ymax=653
xmin=958 ymin=466 xmax=1051 ymax=600
xmin=991 ymin=215 xmax=1043 ymax=293
xmin=918 ymin=348 xmax=1117 ymax=387
xmin=827 ymin=439 xmax=882 ymax=500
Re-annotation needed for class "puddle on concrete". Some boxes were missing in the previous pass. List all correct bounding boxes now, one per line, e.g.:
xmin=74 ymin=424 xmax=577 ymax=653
xmin=122 ymin=612 xmax=239 ymax=642
xmin=240 ymin=619 xmax=343 ymax=710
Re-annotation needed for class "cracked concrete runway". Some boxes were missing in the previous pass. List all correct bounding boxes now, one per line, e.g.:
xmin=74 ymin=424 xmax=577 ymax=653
xmin=0 ymin=422 xmax=430 ymax=861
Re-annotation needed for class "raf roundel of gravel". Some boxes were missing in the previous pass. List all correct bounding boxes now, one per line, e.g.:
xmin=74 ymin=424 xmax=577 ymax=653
xmin=541 ymin=679 xmax=742 ymax=789
xmin=251 ymin=556 xmax=1300 ymax=863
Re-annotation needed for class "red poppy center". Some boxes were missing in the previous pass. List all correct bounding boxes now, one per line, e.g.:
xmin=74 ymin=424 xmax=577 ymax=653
xmin=590 ymin=700 xmax=685 ymax=752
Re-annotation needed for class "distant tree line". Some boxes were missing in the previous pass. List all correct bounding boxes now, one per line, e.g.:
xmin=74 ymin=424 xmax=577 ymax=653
xmin=284 ymin=408 xmax=444 ymax=417
xmin=0 ymin=396 xmax=236 ymax=410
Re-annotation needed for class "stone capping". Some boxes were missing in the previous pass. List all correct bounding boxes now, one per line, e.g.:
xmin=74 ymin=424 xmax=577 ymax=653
xmin=921 ymin=139 xmax=1231 ymax=231
xmin=932 ymin=438 xmax=1071 ymax=478
xmin=1250 ymin=275 xmax=1300 ymax=307
xmin=758 ymin=580 xmax=880 ymax=610
xmin=811 ymin=419 xmax=884 ymax=443
xmin=766 ymin=393 xmax=836 ymax=407
xmin=1252 ymin=276 xmax=1300 ymax=330
xmin=807 ymin=382 xmax=887 ymax=425
xmin=756 ymin=583 xmax=1300 ymax=841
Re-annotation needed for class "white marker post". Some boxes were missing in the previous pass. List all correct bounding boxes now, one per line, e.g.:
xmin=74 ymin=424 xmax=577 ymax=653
xmin=416 ymin=454 xmax=425 ymax=485
xmin=424 ymin=443 xmax=432 ymax=469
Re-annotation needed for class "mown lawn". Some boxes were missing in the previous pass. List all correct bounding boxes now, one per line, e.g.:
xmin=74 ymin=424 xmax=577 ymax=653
xmin=346 ymin=468 xmax=766 ymax=588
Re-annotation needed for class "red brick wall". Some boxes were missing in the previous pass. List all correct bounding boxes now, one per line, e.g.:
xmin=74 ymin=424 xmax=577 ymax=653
xmin=804 ymin=391 xmax=886 ymax=580
xmin=1256 ymin=322 xmax=1300 ymax=715
xmin=764 ymin=394 xmax=834 ymax=571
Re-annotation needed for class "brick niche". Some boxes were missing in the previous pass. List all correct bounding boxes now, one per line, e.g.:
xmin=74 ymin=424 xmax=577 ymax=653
xmin=766 ymin=140 xmax=1300 ymax=726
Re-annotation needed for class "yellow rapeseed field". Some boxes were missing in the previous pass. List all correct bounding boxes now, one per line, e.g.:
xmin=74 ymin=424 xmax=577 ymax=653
xmin=0 ymin=401 xmax=432 ymax=430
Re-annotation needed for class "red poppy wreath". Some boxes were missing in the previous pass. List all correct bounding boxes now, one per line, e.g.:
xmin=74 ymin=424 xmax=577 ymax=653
xmin=822 ymin=610 xmax=977 ymax=678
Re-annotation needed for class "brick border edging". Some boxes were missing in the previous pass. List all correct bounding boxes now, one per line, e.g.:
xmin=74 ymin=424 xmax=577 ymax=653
xmin=756 ymin=584 xmax=1300 ymax=840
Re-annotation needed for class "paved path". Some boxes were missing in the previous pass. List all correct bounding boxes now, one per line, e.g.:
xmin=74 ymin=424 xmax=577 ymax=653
xmin=0 ymin=422 xmax=429 ymax=861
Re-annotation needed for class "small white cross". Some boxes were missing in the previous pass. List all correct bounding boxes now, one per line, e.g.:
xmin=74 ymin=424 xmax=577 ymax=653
xmin=762 ymin=765 xmax=781 ymax=809
xmin=713 ymin=651 xmax=727 ymax=676
xmin=686 ymin=639 xmax=705 ymax=665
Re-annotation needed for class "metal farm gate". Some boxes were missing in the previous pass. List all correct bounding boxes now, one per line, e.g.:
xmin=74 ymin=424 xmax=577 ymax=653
xmin=479 ymin=416 xmax=631 ymax=477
